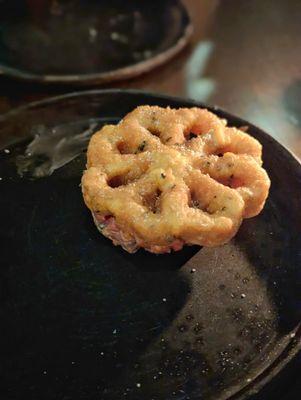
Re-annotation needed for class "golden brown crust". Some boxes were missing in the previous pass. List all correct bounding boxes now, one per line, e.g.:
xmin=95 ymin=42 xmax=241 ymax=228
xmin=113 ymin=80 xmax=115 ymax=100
xmin=82 ymin=105 xmax=270 ymax=252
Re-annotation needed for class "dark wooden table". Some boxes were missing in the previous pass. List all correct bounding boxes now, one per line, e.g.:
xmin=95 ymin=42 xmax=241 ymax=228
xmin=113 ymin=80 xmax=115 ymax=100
xmin=0 ymin=0 xmax=300 ymax=398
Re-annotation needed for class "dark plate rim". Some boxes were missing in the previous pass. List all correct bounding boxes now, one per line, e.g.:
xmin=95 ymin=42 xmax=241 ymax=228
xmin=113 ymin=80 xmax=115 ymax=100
xmin=0 ymin=88 xmax=300 ymax=400
xmin=0 ymin=2 xmax=193 ymax=85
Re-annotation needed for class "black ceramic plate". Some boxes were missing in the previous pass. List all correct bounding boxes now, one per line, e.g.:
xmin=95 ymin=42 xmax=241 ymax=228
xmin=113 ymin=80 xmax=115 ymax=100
xmin=0 ymin=0 xmax=192 ymax=85
xmin=0 ymin=90 xmax=300 ymax=400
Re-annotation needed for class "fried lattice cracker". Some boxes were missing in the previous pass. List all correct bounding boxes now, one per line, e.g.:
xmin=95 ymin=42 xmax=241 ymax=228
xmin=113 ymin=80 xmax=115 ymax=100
xmin=82 ymin=106 xmax=270 ymax=254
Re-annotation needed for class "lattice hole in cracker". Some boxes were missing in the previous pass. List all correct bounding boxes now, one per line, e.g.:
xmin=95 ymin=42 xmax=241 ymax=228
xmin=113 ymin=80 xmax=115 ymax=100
xmin=117 ymin=140 xmax=148 ymax=155
xmin=188 ymin=188 xmax=219 ymax=215
xmin=147 ymin=126 xmax=173 ymax=145
xmin=147 ymin=127 xmax=161 ymax=139
xmin=212 ymin=145 xmax=235 ymax=157
xmin=185 ymin=132 xmax=198 ymax=141
xmin=212 ymin=148 xmax=227 ymax=157
xmin=189 ymin=189 xmax=210 ymax=213
xmin=107 ymin=175 xmax=127 ymax=188
xmin=117 ymin=141 xmax=133 ymax=155
xmin=107 ymin=172 xmax=139 ymax=188
xmin=215 ymin=174 xmax=244 ymax=189
xmin=189 ymin=189 xmax=202 ymax=209
xmin=142 ymin=189 xmax=162 ymax=214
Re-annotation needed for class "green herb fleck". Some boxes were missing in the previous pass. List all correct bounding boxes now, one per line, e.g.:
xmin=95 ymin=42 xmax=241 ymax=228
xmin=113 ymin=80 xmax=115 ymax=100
xmin=151 ymin=111 xmax=157 ymax=123
xmin=137 ymin=140 xmax=146 ymax=152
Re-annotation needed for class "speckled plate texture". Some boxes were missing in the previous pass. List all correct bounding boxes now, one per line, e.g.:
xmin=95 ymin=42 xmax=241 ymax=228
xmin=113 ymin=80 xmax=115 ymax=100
xmin=0 ymin=0 xmax=192 ymax=85
xmin=0 ymin=90 xmax=300 ymax=400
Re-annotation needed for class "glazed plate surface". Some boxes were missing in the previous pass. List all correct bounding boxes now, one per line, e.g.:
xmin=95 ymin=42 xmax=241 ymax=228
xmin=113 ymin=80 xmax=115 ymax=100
xmin=0 ymin=90 xmax=300 ymax=400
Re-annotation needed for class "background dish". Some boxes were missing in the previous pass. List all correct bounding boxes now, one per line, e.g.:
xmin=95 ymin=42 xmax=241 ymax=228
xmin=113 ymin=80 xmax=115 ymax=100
xmin=0 ymin=0 xmax=192 ymax=85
